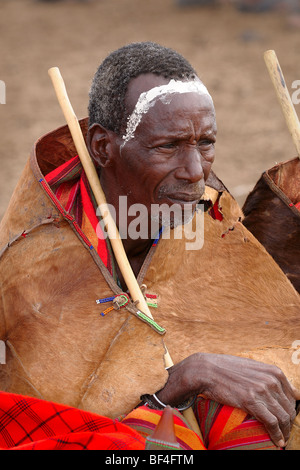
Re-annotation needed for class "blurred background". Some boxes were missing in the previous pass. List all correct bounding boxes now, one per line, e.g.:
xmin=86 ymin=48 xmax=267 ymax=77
xmin=0 ymin=0 xmax=299 ymax=218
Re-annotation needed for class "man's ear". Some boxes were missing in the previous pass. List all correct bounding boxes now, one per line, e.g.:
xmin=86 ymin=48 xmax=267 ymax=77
xmin=87 ymin=123 xmax=115 ymax=169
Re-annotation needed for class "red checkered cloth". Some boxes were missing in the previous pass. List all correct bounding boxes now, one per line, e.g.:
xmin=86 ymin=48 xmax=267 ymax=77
xmin=0 ymin=392 xmax=145 ymax=450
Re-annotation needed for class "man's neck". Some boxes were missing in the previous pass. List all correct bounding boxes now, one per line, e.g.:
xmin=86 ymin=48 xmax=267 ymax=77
xmin=115 ymin=237 xmax=153 ymax=291
xmin=100 ymin=174 xmax=155 ymax=287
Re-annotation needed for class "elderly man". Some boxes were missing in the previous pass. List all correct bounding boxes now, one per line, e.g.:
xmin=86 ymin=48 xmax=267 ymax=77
xmin=0 ymin=42 xmax=300 ymax=450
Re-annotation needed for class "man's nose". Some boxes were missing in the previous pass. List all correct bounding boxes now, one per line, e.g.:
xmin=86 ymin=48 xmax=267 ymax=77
xmin=174 ymin=146 xmax=204 ymax=183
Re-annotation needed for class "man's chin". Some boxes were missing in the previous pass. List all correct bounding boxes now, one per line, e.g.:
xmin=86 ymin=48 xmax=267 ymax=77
xmin=170 ymin=208 xmax=196 ymax=229
xmin=150 ymin=202 xmax=197 ymax=231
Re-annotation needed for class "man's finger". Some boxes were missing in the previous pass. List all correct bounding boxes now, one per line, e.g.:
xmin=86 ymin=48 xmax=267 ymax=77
xmin=247 ymin=403 xmax=286 ymax=448
xmin=265 ymin=393 xmax=296 ymax=444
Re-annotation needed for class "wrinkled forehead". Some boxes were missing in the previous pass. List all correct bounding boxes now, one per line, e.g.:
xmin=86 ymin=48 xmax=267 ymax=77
xmin=122 ymin=74 xmax=214 ymax=147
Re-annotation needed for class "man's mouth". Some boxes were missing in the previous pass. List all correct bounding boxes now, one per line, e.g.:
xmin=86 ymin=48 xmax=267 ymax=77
xmin=166 ymin=193 xmax=202 ymax=204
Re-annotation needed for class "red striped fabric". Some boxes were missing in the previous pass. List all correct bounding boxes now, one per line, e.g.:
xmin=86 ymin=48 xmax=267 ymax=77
xmin=121 ymin=405 xmax=206 ymax=450
xmin=44 ymin=155 xmax=113 ymax=275
xmin=121 ymin=397 xmax=280 ymax=450
xmin=193 ymin=396 xmax=279 ymax=450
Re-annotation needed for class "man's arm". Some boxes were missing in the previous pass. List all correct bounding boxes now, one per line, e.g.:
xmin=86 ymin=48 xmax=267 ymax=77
xmin=155 ymin=352 xmax=299 ymax=447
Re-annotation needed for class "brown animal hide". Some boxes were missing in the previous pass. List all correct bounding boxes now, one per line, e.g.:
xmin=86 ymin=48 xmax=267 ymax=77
xmin=242 ymin=157 xmax=300 ymax=293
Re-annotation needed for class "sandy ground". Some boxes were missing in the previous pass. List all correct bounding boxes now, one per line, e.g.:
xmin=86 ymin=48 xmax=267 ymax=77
xmin=0 ymin=0 xmax=299 ymax=219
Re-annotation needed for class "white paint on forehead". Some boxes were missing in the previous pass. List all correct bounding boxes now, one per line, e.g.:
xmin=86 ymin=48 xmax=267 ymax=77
xmin=121 ymin=78 xmax=213 ymax=148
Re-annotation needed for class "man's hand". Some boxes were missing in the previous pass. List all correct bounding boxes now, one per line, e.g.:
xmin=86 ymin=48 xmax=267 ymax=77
xmin=156 ymin=352 xmax=300 ymax=447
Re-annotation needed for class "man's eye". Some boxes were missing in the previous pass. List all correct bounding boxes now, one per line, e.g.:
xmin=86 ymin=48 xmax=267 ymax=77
xmin=198 ymin=140 xmax=215 ymax=148
xmin=157 ymin=142 xmax=177 ymax=150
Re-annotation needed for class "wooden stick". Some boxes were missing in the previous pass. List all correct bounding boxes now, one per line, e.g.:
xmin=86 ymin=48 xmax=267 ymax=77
xmin=48 ymin=67 xmax=152 ymax=318
xmin=48 ymin=67 xmax=202 ymax=437
xmin=264 ymin=50 xmax=300 ymax=158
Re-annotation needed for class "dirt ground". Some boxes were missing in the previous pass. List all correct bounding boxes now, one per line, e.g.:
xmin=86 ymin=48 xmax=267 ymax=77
xmin=0 ymin=0 xmax=299 ymax=219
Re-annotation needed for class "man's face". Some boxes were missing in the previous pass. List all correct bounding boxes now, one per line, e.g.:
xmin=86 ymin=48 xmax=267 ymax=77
xmin=111 ymin=74 xmax=217 ymax=229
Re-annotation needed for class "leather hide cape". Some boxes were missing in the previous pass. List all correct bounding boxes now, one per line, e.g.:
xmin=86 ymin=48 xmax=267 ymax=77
xmin=243 ymin=157 xmax=300 ymax=294
xmin=0 ymin=119 xmax=299 ymax=419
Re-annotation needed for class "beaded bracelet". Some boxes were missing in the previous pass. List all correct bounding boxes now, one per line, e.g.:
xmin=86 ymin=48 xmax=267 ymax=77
xmin=142 ymin=393 xmax=197 ymax=412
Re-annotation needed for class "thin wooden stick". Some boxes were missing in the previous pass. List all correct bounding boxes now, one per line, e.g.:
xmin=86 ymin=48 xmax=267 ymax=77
xmin=48 ymin=67 xmax=202 ymax=437
xmin=264 ymin=50 xmax=300 ymax=158
xmin=48 ymin=67 xmax=153 ymax=317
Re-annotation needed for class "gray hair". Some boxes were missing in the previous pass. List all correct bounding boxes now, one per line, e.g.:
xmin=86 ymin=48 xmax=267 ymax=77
xmin=88 ymin=42 xmax=198 ymax=134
